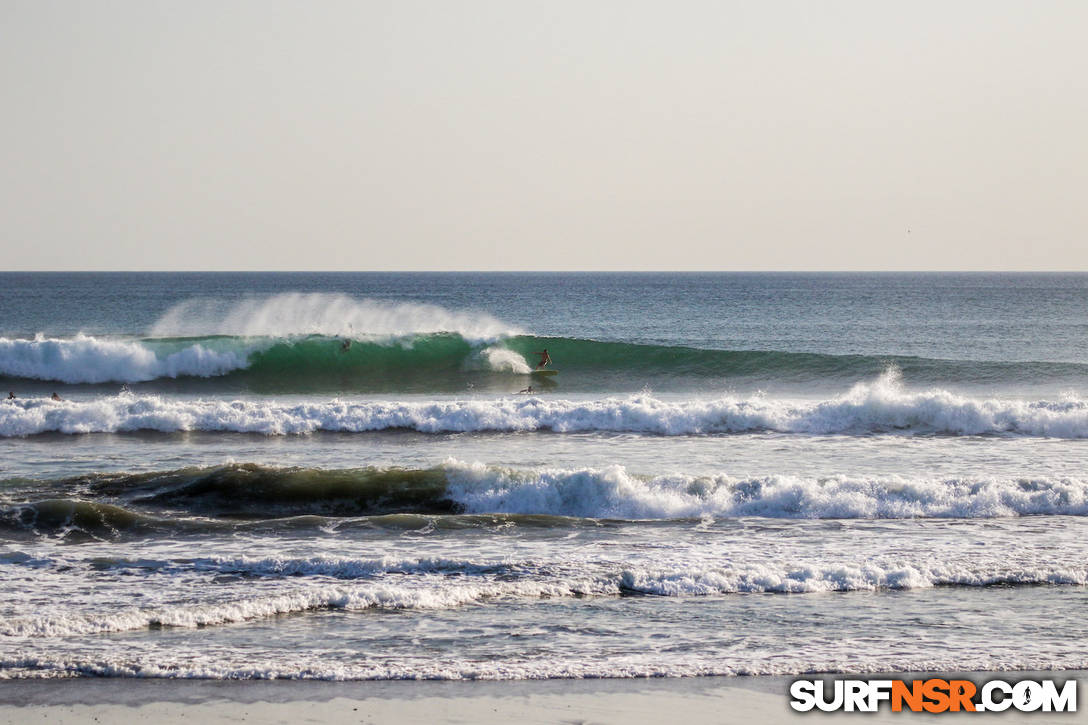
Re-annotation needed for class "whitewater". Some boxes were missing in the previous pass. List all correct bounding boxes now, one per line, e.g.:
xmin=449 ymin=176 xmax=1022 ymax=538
xmin=7 ymin=460 xmax=1088 ymax=524
xmin=0 ymin=294 xmax=528 ymax=385
xmin=3 ymin=371 xmax=1088 ymax=437
xmin=2 ymin=272 xmax=1087 ymax=681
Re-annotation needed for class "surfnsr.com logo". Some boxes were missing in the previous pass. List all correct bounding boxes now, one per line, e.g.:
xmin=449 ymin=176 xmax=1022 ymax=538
xmin=789 ymin=678 xmax=1077 ymax=713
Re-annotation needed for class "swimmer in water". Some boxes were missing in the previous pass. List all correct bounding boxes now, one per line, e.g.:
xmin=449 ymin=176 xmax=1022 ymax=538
xmin=518 ymin=385 xmax=534 ymax=394
xmin=51 ymin=392 xmax=63 ymax=401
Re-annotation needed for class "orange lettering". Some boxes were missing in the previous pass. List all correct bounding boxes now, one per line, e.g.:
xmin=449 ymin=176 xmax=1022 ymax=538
xmin=922 ymin=679 xmax=951 ymax=713
xmin=948 ymin=680 xmax=977 ymax=712
xmin=892 ymin=680 xmax=924 ymax=712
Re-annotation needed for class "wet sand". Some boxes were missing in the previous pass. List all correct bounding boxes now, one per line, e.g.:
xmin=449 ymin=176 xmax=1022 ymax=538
xmin=0 ymin=672 xmax=1083 ymax=724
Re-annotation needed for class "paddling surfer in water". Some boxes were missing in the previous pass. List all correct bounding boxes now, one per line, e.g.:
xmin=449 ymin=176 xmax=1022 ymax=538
xmin=533 ymin=349 xmax=552 ymax=369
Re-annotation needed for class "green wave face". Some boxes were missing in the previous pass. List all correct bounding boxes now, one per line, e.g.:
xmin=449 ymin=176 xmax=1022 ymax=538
xmin=241 ymin=334 xmax=482 ymax=392
xmin=504 ymin=336 xmax=880 ymax=378
xmin=0 ymin=499 xmax=179 ymax=543
xmin=237 ymin=335 xmax=1088 ymax=392
xmin=6 ymin=332 xmax=1085 ymax=393
xmin=0 ymin=465 xmax=461 ymax=530
xmin=193 ymin=334 xmax=890 ymax=393
xmin=111 ymin=463 xmax=459 ymax=518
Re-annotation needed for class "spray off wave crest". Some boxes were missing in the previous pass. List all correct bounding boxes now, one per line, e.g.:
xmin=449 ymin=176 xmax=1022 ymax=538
xmin=6 ymin=332 xmax=1085 ymax=389
xmin=150 ymin=293 xmax=521 ymax=341
xmin=0 ymin=333 xmax=531 ymax=386
xmin=3 ymin=370 xmax=1088 ymax=437
xmin=5 ymin=293 xmax=1087 ymax=390
xmin=0 ymin=294 xmax=529 ymax=385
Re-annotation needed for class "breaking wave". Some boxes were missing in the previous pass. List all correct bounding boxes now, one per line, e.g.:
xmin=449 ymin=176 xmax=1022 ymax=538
xmin=5 ymin=460 xmax=1088 ymax=533
xmin=2 ymin=371 xmax=1087 ymax=437
xmin=2 ymin=294 xmax=1085 ymax=392
xmin=148 ymin=293 xmax=521 ymax=341
xmin=0 ymin=334 xmax=248 ymax=384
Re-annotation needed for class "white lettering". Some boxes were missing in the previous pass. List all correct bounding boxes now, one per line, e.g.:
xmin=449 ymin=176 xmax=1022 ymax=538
xmin=789 ymin=680 xmax=817 ymax=712
xmin=867 ymin=680 xmax=893 ymax=711
xmin=790 ymin=676 xmax=1076 ymax=713
xmin=1040 ymin=680 xmax=1077 ymax=712
xmin=1013 ymin=681 xmax=1043 ymax=712
xmin=815 ymin=680 xmax=845 ymax=712
xmin=981 ymin=680 xmax=1013 ymax=712
xmin=844 ymin=681 xmax=868 ymax=712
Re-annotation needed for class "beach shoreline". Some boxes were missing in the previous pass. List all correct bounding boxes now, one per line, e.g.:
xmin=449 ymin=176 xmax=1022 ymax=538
xmin=1 ymin=671 xmax=1083 ymax=724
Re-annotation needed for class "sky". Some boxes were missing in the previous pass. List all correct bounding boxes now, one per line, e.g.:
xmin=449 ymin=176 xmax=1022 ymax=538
xmin=1 ymin=0 xmax=1086 ymax=271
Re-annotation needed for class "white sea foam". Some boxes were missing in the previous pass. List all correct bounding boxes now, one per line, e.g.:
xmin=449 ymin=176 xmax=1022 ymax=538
xmin=616 ymin=562 xmax=1088 ymax=594
xmin=477 ymin=346 xmax=532 ymax=374
xmin=0 ymin=296 xmax=522 ymax=383
xmin=3 ymin=375 xmax=1088 ymax=437
xmin=150 ymin=294 xmax=521 ymax=342
xmin=3 ymin=552 xmax=1084 ymax=639
xmin=171 ymin=554 xmax=1088 ymax=593
xmin=439 ymin=460 xmax=1088 ymax=519
xmin=0 ymin=334 xmax=247 ymax=384
xmin=88 ymin=554 xmax=520 ymax=579
xmin=0 ymin=578 xmax=598 ymax=638
xmin=5 ymin=648 xmax=1088 ymax=680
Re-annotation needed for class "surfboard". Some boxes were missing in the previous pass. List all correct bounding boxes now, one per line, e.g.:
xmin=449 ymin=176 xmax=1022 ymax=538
xmin=531 ymin=369 xmax=558 ymax=376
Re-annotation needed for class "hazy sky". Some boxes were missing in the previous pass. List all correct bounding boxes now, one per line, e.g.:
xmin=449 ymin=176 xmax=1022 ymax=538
xmin=1 ymin=0 xmax=1086 ymax=270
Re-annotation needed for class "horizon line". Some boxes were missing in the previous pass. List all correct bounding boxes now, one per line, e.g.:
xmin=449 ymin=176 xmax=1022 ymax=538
xmin=3 ymin=269 xmax=1088 ymax=274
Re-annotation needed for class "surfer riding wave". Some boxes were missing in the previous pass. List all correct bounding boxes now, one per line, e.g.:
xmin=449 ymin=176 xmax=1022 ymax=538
xmin=534 ymin=349 xmax=551 ymax=369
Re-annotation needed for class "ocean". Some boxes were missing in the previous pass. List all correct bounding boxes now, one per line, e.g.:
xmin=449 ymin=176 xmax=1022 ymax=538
xmin=1 ymin=272 xmax=1087 ymax=679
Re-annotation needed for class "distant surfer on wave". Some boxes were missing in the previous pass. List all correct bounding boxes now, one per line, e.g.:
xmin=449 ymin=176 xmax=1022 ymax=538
xmin=6 ymin=391 xmax=13 ymax=400
xmin=518 ymin=385 xmax=534 ymax=394
xmin=533 ymin=349 xmax=551 ymax=369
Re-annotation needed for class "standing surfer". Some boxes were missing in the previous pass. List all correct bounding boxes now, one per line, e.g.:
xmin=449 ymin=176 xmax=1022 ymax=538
xmin=534 ymin=349 xmax=551 ymax=369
